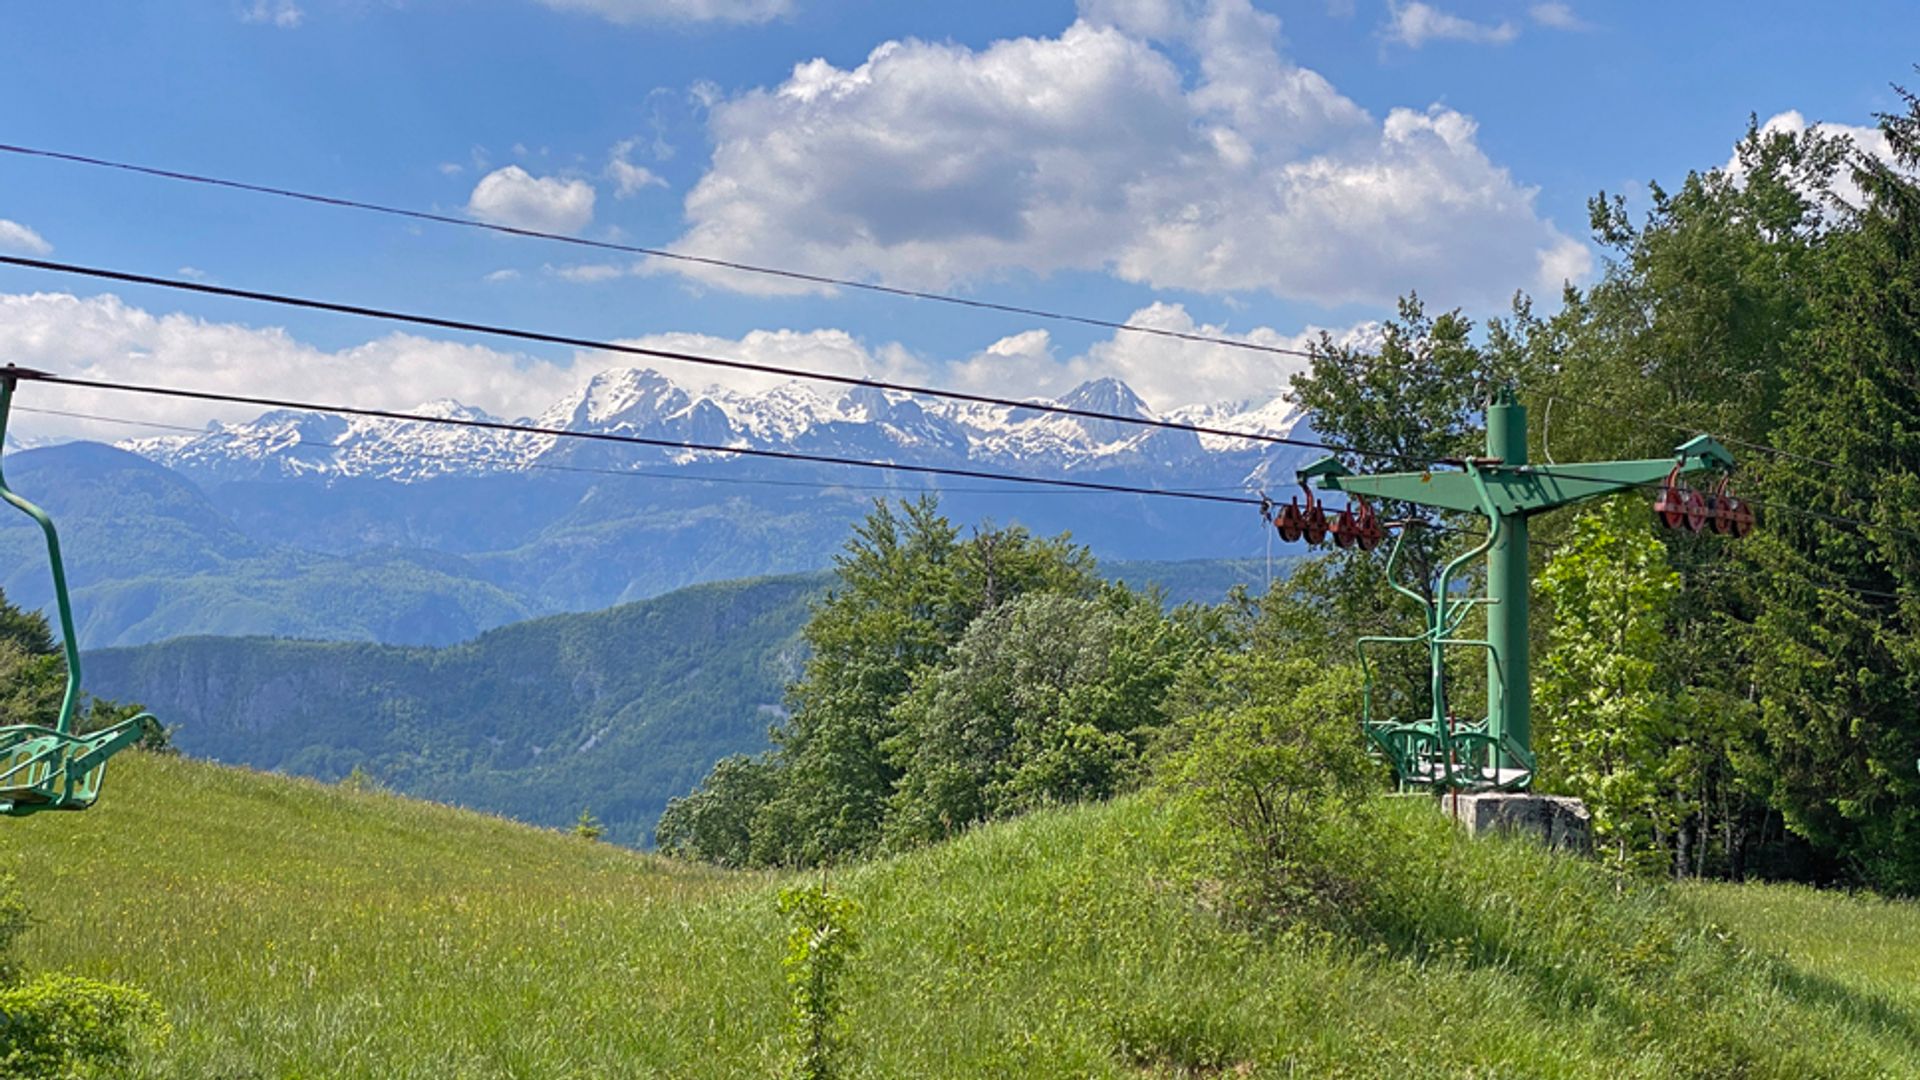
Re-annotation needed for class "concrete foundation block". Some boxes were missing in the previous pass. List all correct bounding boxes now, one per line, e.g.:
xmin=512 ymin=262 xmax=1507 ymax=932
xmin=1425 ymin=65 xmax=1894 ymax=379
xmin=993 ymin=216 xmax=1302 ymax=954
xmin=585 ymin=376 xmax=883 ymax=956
xmin=1442 ymin=792 xmax=1592 ymax=854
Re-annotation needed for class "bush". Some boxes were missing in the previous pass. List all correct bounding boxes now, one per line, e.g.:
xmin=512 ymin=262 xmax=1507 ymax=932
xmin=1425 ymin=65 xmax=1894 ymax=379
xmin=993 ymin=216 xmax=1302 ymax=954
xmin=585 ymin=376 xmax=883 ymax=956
xmin=884 ymin=590 xmax=1196 ymax=848
xmin=0 ymin=973 xmax=169 ymax=1079
xmin=1158 ymin=656 xmax=1379 ymax=925
xmin=655 ymin=754 xmax=780 ymax=866
xmin=571 ymin=807 xmax=605 ymax=842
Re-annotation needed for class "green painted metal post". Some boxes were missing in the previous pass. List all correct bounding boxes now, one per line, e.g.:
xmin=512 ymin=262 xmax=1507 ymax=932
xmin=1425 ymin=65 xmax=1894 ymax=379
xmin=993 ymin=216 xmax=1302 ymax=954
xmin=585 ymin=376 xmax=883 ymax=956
xmin=1485 ymin=393 xmax=1528 ymax=769
xmin=0 ymin=372 xmax=83 ymax=734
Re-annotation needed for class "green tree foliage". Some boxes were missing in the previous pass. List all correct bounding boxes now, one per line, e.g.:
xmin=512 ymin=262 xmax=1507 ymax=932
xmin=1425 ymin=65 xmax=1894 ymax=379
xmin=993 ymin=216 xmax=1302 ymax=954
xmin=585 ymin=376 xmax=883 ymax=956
xmin=571 ymin=807 xmax=605 ymax=841
xmin=777 ymin=883 xmax=858 ymax=1080
xmin=655 ymin=754 xmax=780 ymax=867
xmin=884 ymin=589 xmax=1202 ymax=847
xmin=1746 ymin=86 xmax=1920 ymax=893
xmin=747 ymin=499 xmax=1102 ymax=865
xmin=1292 ymin=295 xmax=1506 ymax=598
xmin=1499 ymin=110 xmax=1856 ymax=882
xmin=662 ymin=498 xmax=1205 ymax=867
xmin=0 ymin=590 xmax=54 ymax=657
xmin=0 ymin=587 xmax=167 ymax=751
xmin=1537 ymin=500 xmax=1691 ymax=874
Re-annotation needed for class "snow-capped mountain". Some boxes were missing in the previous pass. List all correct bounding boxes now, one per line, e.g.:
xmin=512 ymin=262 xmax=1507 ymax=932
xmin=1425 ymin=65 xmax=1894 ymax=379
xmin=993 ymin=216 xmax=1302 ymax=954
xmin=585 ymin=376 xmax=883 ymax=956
xmin=120 ymin=367 xmax=1315 ymax=487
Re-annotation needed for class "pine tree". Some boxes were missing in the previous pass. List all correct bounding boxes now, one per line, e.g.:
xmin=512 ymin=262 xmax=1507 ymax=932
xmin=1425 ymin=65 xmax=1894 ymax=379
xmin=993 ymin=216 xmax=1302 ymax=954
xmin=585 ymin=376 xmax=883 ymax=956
xmin=1748 ymin=86 xmax=1920 ymax=891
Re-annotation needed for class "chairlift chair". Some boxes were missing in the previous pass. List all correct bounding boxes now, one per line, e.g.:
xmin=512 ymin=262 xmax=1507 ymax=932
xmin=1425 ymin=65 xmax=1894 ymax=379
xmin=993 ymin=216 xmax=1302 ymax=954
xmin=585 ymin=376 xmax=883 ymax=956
xmin=0 ymin=367 xmax=156 ymax=816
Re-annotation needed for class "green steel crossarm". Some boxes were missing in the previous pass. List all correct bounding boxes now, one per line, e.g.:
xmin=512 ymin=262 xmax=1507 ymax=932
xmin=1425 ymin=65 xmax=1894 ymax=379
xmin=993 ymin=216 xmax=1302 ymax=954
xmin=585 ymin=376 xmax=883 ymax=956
xmin=1297 ymin=436 xmax=1735 ymax=518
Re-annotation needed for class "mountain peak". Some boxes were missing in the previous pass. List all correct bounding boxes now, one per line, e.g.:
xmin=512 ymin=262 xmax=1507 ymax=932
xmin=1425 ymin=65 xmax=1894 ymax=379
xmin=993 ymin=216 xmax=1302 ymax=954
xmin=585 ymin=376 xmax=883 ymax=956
xmin=1057 ymin=377 xmax=1152 ymax=419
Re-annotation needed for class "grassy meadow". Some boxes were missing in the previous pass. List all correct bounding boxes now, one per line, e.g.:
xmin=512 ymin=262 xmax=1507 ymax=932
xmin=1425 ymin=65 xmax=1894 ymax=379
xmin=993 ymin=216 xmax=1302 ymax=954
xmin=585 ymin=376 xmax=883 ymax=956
xmin=0 ymin=752 xmax=1915 ymax=1078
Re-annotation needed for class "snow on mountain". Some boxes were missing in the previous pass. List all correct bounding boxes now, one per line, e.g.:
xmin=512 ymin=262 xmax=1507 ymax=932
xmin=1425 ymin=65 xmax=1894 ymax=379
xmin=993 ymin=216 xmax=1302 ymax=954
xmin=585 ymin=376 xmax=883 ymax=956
xmin=121 ymin=366 xmax=1309 ymax=485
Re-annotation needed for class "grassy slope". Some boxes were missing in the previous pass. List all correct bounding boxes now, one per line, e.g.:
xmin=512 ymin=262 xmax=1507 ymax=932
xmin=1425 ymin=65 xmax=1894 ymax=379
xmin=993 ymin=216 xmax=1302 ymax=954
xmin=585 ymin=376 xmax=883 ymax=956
xmin=2 ymin=754 xmax=1917 ymax=1078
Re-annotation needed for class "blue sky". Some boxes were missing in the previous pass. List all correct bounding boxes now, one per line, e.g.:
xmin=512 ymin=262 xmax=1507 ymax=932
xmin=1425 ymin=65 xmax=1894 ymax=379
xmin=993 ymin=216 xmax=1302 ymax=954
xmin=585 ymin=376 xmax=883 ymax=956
xmin=0 ymin=0 xmax=1913 ymax=438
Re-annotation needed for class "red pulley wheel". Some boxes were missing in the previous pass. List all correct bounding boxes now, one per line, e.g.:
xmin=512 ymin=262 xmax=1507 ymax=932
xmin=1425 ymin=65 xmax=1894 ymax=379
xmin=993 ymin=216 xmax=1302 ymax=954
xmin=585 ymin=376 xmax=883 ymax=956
xmin=1276 ymin=499 xmax=1305 ymax=543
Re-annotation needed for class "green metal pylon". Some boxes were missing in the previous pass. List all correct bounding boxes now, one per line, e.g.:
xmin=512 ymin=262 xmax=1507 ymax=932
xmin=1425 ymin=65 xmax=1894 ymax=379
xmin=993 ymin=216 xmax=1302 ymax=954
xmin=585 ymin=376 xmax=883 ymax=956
xmin=1299 ymin=391 xmax=1734 ymax=788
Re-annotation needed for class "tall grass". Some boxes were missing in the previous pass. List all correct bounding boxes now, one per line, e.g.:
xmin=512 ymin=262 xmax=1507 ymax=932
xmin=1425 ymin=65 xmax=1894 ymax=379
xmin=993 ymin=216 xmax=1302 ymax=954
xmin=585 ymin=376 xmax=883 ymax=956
xmin=0 ymin=753 xmax=1913 ymax=1077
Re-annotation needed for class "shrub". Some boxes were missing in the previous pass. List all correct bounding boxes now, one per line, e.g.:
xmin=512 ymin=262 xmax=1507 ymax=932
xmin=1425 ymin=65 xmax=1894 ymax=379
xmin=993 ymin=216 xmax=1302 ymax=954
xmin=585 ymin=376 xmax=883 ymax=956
xmin=571 ymin=808 xmax=606 ymax=842
xmin=1158 ymin=656 xmax=1379 ymax=925
xmin=0 ymin=973 xmax=169 ymax=1078
xmin=777 ymin=883 xmax=859 ymax=1080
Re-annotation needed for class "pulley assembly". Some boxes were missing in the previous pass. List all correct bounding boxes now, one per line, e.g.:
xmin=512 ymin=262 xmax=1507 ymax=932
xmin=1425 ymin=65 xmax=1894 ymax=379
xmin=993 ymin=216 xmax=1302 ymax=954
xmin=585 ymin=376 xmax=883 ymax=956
xmin=1263 ymin=482 xmax=1382 ymax=551
xmin=1653 ymin=465 xmax=1754 ymax=537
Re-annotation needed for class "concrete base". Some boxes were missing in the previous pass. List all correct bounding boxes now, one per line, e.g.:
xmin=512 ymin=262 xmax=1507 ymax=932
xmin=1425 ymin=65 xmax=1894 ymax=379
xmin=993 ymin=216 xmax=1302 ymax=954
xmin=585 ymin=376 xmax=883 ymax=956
xmin=1442 ymin=793 xmax=1592 ymax=854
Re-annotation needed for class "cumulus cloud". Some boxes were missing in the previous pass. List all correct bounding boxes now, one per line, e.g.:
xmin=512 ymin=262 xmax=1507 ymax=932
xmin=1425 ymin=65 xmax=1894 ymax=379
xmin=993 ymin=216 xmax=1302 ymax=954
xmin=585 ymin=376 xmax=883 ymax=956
xmin=239 ymin=0 xmax=303 ymax=28
xmin=466 ymin=166 xmax=596 ymax=235
xmin=1527 ymin=2 xmax=1589 ymax=30
xmin=607 ymin=139 xmax=669 ymax=197
xmin=533 ymin=0 xmax=791 ymax=25
xmin=1727 ymin=110 xmax=1903 ymax=214
xmin=949 ymin=304 xmax=1377 ymax=412
xmin=1384 ymin=2 xmax=1517 ymax=47
xmin=0 ymin=220 xmax=52 ymax=256
xmin=664 ymin=0 xmax=1585 ymax=309
xmin=0 ymin=292 xmax=578 ymax=443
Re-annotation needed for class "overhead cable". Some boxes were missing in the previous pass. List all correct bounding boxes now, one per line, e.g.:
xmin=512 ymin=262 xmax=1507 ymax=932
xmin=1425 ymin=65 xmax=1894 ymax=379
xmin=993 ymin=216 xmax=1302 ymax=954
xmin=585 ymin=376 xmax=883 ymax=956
xmin=0 ymin=254 xmax=1426 ymax=466
xmin=10 ymin=403 xmax=1229 ymax=498
xmin=0 ymin=142 xmax=1322 ymax=361
xmin=1 ymin=366 xmax=1267 ymax=506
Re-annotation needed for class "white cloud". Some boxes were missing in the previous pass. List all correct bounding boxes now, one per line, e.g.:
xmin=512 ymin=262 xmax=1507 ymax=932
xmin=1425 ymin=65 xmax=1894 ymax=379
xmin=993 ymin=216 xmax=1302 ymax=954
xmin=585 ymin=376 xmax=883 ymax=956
xmin=1384 ymin=2 xmax=1517 ymax=47
xmin=483 ymin=268 xmax=522 ymax=283
xmin=548 ymin=263 xmax=626 ymax=283
xmin=664 ymin=0 xmax=1584 ymax=309
xmin=534 ymin=0 xmax=791 ymax=25
xmin=466 ymin=166 xmax=596 ymax=235
xmin=0 ymin=220 xmax=52 ymax=256
xmin=949 ymin=304 xmax=1377 ymax=412
xmin=239 ymin=0 xmax=303 ymax=28
xmin=0 ymin=292 xmax=578 ymax=442
xmin=1725 ymin=111 xmax=1903 ymax=215
xmin=607 ymin=139 xmax=669 ymax=197
xmin=1527 ymin=2 xmax=1588 ymax=30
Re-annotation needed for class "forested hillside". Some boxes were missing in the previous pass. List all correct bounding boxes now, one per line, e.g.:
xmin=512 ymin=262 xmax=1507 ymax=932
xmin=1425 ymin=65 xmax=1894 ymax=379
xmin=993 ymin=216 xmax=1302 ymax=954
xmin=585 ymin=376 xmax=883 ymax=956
xmin=85 ymin=575 xmax=820 ymax=844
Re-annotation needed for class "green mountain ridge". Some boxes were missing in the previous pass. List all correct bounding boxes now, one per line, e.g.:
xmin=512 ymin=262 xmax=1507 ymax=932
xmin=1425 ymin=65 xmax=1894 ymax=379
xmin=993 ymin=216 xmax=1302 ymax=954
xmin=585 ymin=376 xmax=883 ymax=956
xmin=85 ymin=573 xmax=824 ymax=845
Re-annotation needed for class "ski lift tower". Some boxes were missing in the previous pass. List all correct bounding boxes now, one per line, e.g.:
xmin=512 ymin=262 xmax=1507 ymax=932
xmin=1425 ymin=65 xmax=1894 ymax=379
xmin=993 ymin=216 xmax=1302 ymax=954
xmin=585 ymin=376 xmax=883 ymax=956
xmin=1297 ymin=389 xmax=1742 ymax=805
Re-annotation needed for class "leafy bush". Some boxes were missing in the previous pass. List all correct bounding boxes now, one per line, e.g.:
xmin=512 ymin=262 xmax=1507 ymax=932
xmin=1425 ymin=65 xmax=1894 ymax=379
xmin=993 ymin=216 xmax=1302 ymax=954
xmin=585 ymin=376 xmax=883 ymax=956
xmin=883 ymin=589 xmax=1199 ymax=848
xmin=0 ymin=973 xmax=169 ymax=1079
xmin=655 ymin=754 xmax=780 ymax=866
xmin=1158 ymin=656 xmax=1379 ymax=925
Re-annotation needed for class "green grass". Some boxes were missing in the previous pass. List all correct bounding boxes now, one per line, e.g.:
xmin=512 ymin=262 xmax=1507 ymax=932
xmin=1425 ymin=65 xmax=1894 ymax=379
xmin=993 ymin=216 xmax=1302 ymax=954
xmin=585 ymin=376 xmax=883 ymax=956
xmin=1 ymin=753 xmax=1917 ymax=1077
